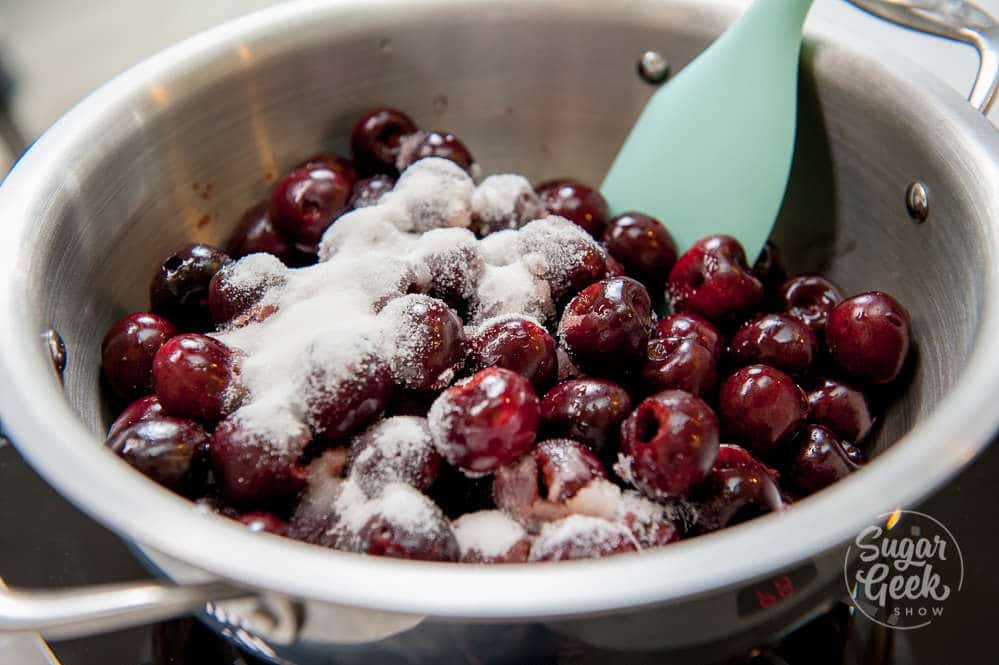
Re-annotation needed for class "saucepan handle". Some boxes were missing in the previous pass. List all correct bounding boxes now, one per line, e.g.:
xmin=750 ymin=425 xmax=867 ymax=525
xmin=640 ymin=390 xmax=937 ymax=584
xmin=846 ymin=0 xmax=999 ymax=113
xmin=0 ymin=580 xmax=249 ymax=640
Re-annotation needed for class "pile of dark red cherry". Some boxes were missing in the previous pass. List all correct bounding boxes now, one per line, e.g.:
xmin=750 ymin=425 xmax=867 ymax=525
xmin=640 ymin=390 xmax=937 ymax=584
xmin=101 ymin=108 xmax=912 ymax=563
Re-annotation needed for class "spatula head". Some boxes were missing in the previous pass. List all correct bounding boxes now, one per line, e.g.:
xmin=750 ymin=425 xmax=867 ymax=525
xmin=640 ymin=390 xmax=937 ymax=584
xmin=601 ymin=0 xmax=813 ymax=262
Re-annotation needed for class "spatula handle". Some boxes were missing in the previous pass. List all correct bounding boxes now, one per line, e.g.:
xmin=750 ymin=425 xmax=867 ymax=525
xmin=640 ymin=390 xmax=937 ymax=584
xmin=847 ymin=0 xmax=999 ymax=113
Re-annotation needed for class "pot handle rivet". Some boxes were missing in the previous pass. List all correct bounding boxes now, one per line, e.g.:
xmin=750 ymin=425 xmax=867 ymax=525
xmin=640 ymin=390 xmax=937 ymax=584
xmin=41 ymin=329 xmax=66 ymax=381
xmin=906 ymin=181 xmax=930 ymax=223
xmin=637 ymin=51 xmax=670 ymax=85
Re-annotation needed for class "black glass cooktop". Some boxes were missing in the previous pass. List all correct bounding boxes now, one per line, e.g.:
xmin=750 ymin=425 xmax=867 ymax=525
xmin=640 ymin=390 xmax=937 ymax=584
xmin=0 ymin=441 xmax=995 ymax=665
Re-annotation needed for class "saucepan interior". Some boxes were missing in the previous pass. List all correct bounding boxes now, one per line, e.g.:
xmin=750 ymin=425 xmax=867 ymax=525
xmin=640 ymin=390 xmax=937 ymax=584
xmin=1 ymin=0 xmax=998 ymax=629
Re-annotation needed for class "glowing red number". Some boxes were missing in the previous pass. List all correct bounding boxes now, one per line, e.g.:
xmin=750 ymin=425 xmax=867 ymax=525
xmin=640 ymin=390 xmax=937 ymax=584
xmin=774 ymin=575 xmax=794 ymax=598
xmin=756 ymin=590 xmax=777 ymax=608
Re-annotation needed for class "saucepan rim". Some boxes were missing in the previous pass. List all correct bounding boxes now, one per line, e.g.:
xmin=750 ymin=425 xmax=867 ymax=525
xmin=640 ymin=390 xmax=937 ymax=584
xmin=0 ymin=0 xmax=997 ymax=620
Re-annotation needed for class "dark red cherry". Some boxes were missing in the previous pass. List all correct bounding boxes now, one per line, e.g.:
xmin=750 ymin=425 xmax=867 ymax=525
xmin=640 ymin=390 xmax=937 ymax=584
xmin=101 ymin=313 xmax=177 ymax=399
xmin=530 ymin=516 xmax=638 ymax=561
xmin=718 ymin=365 xmax=807 ymax=457
xmin=303 ymin=346 xmax=394 ymax=440
xmin=296 ymin=152 xmax=355 ymax=176
xmin=825 ymin=292 xmax=911 ymax=384
xmin=349 ymin=174 xmax=395 ymax=209
xmin=535 ymin=180 xmax=609 ymax=237
xmin=729 ymin=313 xmax=818 ymax=377
xmin=642 ymin=337 xmax=718 ymax=396
xmin=428 ymin=367 xmax=539 ymax=475
xmin=467 ymin=317 xmax=557 ymax=393
xmin=516 ymin=217 xmax=608 ymax=300
xmin=237 ymin=512 xmax=289 ymax=536
xmin=150 ymin=244 xmax=231 ymax=331
xmin=207 ymin=255 xmax=286 ymax=326
xmin=347 ymin=416 xmax=442 ymax=496
xmin=107 ymin=395 xmax=164 ymax=440
xmin=269 ymin=165 xmax=353 ymax=253
xmin=693 ymin=444 xmax=784 ymax=532
xmin=152 ymin=334 xmax=235 ymax=422
xmin=396 ymin=130 xmax=476 ymax=174
xmin=779 ymin=274 xmax=844 ymax=333
xmin=558 ymin=277 xmax=653 ymax=371
xmin=106 ymin=417 xmax=207 ymax=492
xmin=225 ymin=203 xmax=312 ymax=267
xmin=656 ymin=313 xmax=724 ymax=359
xmin=539 ymin=378 xmax=632 ymax=453
xmin=379 ymin=295 xmax=466 ymax=391
xmin=807 ymin=378 xmax=874 ymax=444
xmin=453 ymin=512 xmax=531 ymax=563
xmin=601 ymin=212 xmax=677 ymax=290
xmin=618 ymin=390 xmax=720 ymax=498
xmin=209 ymin=413 xmax=310 ymax=506
xmin=789 ymin=424 xmax=863 ymax=494
xmin=666 ymin=235 xmax=763 ymax=322
xmin=350 ymin=108 xmax=418 ymax=176
xmin=616 ymin=492 xmax=681 ymax=547
xmin=349 ymin=485 xmax=459 ymax=561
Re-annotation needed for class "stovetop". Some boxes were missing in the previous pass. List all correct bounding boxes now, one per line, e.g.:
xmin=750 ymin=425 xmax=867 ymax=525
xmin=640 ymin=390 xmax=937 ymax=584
xmin=0 ymin=438 xmax=995 ymax=665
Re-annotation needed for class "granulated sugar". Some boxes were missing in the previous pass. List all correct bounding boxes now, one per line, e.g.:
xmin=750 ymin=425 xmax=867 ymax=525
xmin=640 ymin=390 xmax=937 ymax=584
xmin=452 ymin=510 xmax=527 ymax=558
xmin=529 ymin=514 xmax=639 ymax=561
xmin=470 ymin=174 xmax=545 ymax=235
xmin=213 ymin=158 xmax=590 ymax=469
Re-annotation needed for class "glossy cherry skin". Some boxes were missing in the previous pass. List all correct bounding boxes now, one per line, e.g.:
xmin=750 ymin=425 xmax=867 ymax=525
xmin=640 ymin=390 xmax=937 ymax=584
xmin=539 ymin=378 xmax=633 ymax=453
xmin=106 ymin=417 xmax=208 ymax=492
xmin=347 ymin=416 xmax=442 ymax=496
xmin=642 ymin=337 xmax=718 ymax=397
xmin=603 ymin=252 xmax=627 ymax=278
xmin=558 ymin=277 xmax=654 ymax=371
xmin=789 ymin=424 xmax=863 ymax=494
xmin=428 ymin=367 xmax=539 ymax=475
xmin=237 ymin=512 xmax=289 ymax=536
xmin=692 ymin=444 xmax=784 ymax=532
xmin=718 ymin=365 xmax=808 ymax=457
xmin=729 ymin=313 xmax=818 ymax=377
xmin=152 ymin=334 xmax=234 ymax=422
xmin=825 ymin=292 xmax=911 ymax=384
xmin=225 ymin=203 xmax=312 ymax=267
xmin=349 ymin=174 xmax=395 ymax=209
xmin=396 ymin=130 xmax=476 ymax=174
xmin=656 ymin=313 xmax=724 ymax=359
xmin=601 ymin=212 xmax=677 ymax=290
xmin=535 ymin=180 xmax=609 ymax=237
xmin=666 ymin=235 xmax=764 ymax=322
xmin=150 ymin=244 xmax=231 ymax=331
xmin=304 ymin=351 xmax=394 ymax=440
xmin=350 ymin=108 xmax=419 ymax=176
xmin=107 ymin=395 xmax=164 ymax=440
xmin=269 ymin=165 xmax=353 ymax=253
xmin=101 ymin=313 xmax=177 ymax=399
xmin=618 ymin=389 xmax=720 ymax=498
xmin=467 ymin=317 xmax=557 ymax=393
xmin=379 ymin=295 xmax=466 ymax=391
xmin=779 ymin=274 xmax=844 ymax=333
xmin=807 ymin=378 xmax=874 ymax=444
xmin=209 ymin=414 xmax=310 ymax=506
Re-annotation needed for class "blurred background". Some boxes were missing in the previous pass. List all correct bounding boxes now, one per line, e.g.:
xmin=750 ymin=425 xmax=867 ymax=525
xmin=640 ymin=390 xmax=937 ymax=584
xmin=0 ymin=0 xmax=996 ymax=175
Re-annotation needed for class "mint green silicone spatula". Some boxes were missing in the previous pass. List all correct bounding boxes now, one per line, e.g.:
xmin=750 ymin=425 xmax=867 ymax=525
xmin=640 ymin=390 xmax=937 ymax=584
xmin=601 ymin=0 xmax=814 ymax=262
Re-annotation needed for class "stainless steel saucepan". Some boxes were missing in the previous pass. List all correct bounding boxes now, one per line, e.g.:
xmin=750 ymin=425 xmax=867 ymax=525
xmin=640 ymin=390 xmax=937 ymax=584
xmin=1 ymin=0 xmax=998 ymax=662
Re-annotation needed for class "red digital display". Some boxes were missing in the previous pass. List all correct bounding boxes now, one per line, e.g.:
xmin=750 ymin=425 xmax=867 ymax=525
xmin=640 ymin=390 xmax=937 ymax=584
xmin=736 ymin=564 xmax=817 ymax=617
